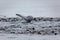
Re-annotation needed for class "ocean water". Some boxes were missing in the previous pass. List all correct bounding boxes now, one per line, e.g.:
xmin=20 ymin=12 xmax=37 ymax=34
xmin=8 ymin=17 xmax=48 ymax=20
xmin=0 ymin=20 xmax=60 ymax=40
xmin=0 ymin=33 xmax=60 ymax=40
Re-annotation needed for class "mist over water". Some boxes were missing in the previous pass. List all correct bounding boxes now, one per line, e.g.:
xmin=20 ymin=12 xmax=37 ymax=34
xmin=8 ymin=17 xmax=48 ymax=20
xmin=0 ymin=0 xmax=60 ymax=17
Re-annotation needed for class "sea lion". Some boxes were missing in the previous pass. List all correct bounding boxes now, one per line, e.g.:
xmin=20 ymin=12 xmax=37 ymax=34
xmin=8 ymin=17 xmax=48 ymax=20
xmin=16 ymin=14 xmax=33 ymax=23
